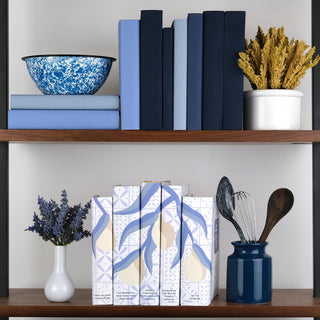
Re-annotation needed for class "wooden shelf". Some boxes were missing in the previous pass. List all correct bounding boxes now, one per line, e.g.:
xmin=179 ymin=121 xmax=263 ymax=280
xmin=0 ymin=129 xmax=320 ymax=142
xmin=0 ymin=289 xmax=318 ymax=317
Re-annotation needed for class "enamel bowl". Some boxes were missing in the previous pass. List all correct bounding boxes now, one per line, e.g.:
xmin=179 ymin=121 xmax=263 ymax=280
xmin=22 ymin=55 xmax=116 ymax=95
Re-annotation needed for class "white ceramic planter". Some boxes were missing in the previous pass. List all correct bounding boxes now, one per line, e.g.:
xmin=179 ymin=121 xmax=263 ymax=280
xmin=243 ymin=89 xmax=303 ymax=130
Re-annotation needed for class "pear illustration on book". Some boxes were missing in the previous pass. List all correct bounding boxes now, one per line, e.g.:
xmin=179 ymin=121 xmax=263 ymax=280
xmin=183 ymin=249 xmax=207 ymax=282
xmin=118 ymin=256 xmax=143 ymax=286
xmin=96 ymin=221 xmax=114 ymax=252
xmin=153 ymin=216 xmax=175 ymax=249
xmin=181 ymin=200 xmax=212 ymax=281
xmin=151 ymin=216 xmax=161 ymax=247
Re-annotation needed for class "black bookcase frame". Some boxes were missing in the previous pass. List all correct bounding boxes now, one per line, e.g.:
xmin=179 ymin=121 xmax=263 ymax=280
xmin=0 ymin=0 xmax=320 ymax=318
xmin=0 ymin=2 xmax=8 ymax=320
xmin=0 ymin=0 xmax=8 ymax=299
xmin=314 ymin=0 xmax=320 ymax=303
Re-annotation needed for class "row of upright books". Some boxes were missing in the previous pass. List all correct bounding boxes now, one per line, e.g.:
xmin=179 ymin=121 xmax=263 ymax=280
xmin=119 ymin=10 xmax=245 ymax=130
xmin=8 ymin=95 xmax=120 ymax=129
xmin=91 ymin=181 xmax=219 ymax=306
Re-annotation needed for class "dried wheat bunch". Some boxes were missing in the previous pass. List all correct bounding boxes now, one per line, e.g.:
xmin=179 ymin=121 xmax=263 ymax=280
xmin=238 ymin=26 xmax=320 ymax=90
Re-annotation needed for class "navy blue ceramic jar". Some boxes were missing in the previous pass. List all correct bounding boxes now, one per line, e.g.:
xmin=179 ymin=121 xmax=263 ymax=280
xmin=227 ymin=241 xmax=272 ymax=304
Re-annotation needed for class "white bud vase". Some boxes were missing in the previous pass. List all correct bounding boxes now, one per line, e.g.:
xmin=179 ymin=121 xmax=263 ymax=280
xmin=44 ymin=245 xmax=75 ymax=302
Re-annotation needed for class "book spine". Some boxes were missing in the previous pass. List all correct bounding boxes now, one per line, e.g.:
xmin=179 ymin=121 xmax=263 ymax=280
xmin=223 ymin=11 xmax=246 ymax=130
xmin=10 ymin=94 xmax=119 ymax=110
xmin=187 ymin=13 xmax=203 ymax=130
xmin=140 ymin=182 xmax=162 ymax=305
xmin=8 ymin=110 xmax=119 ymax=129
xmin=113 ymin=185 xmax=141 ymax=305
xmin=162 ymin=27 xmax=174 ymax=130
xmin=119 ymin=20 xmax=140 ymax=129
xmin=160 ymin=185 xmax=189 ymax=306
xmin=181 ymin=196 xmax=218 ymax=306
xmin=91 ymin=197 xmax=113 ymax=305
xmin=140 ymin=10 xmax=163 ymax=130
xmin=173 ymin=19 xmax=187 ymax=130
xmin=202 ymin=11 xmax=224 ymax=130
xmin=212 ymin=203 xmax=219 ymax=302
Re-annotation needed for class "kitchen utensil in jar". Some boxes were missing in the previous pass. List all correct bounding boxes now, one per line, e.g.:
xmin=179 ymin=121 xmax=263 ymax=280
xmin=216 ymin=176 xmax=246 ymax=243
xmin=231 ymin=191 xmax=257 ymax=243
xmin=258 ymin=188 xmax=294 ymax=243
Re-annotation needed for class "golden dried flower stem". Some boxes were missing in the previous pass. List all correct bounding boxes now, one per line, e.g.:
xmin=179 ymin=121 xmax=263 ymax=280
xmin=238 ymin=26 xmax=320 ymax=90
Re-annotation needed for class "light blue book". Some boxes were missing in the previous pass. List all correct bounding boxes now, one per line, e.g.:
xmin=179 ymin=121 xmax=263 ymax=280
xmin=10 ymin=94 xmax=119 ymax=110
xmin=119 ymin=20 xmax=140 ymax=130
xmin=8 ymin=110 xmax=119 ymax=129
xmin=173 ymin=19 xmax=187 ymax=130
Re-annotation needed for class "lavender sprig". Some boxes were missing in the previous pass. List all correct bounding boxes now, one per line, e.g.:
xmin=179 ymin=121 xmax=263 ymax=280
xmin=25 ymin=190 xmax=91 ymax=246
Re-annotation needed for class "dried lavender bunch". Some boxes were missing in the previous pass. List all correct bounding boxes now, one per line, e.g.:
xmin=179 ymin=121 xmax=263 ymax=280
xmin=238 ymin=26 xmax=320 ymax=89
xmin=25 ymin=190 xmax=91 ymax=246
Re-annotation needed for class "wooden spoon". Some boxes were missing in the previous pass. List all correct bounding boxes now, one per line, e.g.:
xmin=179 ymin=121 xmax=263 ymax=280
xmin=258 ymin=188 xmax=294 ymax=243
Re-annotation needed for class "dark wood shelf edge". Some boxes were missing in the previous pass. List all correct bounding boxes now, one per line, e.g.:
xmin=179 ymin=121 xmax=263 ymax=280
xmin=1 ymin=129 xmax=320 ymax=142
xmin=0 ymin=289 xmax=319 ymax=317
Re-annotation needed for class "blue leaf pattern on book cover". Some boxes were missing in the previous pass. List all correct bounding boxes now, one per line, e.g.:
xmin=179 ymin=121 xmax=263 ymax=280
xmin=113 ymin=248 xmax=140 ymax=274
xmin=170 ymin=226 xmax=181 ymax=269
xmin=91 ymin=197 xmax=110 ymax=257
xmin=162 ymin=185 xmax=182 ymax=218
xmin=161 ymin=185 xmax=186 ymax=270
xmin=119 ymin=210 xmax=160 ymax=249
xmin=172 ymin=220 xmax=194 ymax=269
xmin=182 ymin=202 xmax=208 ymax=237
xmin=113 ymin=183 xmax=211 ymax=275
xmin=140 ymin=183 xmax=162 ymax=208
xmin=119 ymin=218 xmax=140 ymax=248
xmin=144 ymin=226 xmax=157 ymax=273
xmin=181 ymin=202 xmax=211 ymax=271
xmin=113 ymin=184 xmax=161 ymax=275
xmin=192 ymin=243 xmax=212 ymax=271
xmin=113 ymin=190 xmax=141 ymax=216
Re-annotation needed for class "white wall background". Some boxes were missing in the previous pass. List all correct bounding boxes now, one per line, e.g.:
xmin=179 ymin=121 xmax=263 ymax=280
xmin=9 ymin=0 xmax=313 ymax=319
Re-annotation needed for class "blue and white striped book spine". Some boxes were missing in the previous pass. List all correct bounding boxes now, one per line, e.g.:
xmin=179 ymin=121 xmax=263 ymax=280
xmin=181 ymin=197 xmax=219 ymax=306
xmin=91 ymin=197 xmax=113 ymax=305
xmin=119 ymin=20 xmax=140 ymax=129
xmin=8 ymin=110 xmax=119 ymax=129
xmin=160 ymin=185 xmax=189 ymax=306
xmin=10 ymin=94 xmax=119 ymax=110
xmin=113 ymin=185 xmax=141 ymax=305
xmin=173 ymin=19 xmax=187 ymax=130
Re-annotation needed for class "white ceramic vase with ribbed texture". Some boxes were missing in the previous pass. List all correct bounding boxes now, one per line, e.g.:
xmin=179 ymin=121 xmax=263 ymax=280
xmin=244 ymin=89 xmax=303 ymax=130
xmin=44 ymin=245 xmax=75 ymax=302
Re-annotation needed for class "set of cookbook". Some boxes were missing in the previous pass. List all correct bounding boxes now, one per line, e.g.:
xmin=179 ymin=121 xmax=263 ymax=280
xmin=91 ymin=181 xmax=219 ymax=306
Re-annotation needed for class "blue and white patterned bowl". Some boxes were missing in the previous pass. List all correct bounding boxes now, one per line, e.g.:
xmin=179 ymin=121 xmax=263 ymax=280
xmin=22 ymin=55 xmax=116 ymax=95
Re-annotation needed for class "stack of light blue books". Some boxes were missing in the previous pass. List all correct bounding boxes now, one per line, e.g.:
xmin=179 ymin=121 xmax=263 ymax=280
xmin=8 ymin=94 xmax=120 ymax=129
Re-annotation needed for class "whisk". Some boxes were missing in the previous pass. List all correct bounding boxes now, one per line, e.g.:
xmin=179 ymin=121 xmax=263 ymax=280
xmin=229 ymin=191 xmax=257 ymax=243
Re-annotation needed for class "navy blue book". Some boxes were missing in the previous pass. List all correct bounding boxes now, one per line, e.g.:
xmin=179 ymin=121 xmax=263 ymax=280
xmin=202 ymin=11 xmax=224 ymax=130
xmin=162 ymin=27 xmax=174 ymax=130
xmin=223 ymin=11 xmax=246 ymax=130
xmin=187 ymin=13 xmax=203 ymax=130
xmin=140 ymin=10 xmax=163 ymax=130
